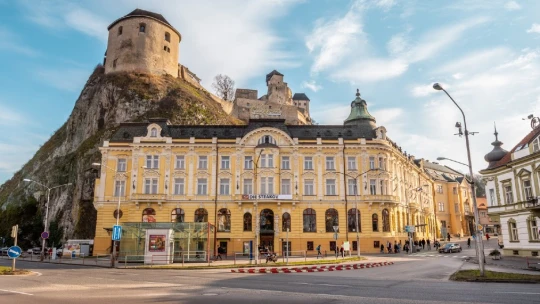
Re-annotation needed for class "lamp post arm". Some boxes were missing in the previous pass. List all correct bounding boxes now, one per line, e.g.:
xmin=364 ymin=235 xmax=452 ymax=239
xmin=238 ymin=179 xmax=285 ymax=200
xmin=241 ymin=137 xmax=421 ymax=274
xmin=442 ymin=158 xmax=469 ymax=168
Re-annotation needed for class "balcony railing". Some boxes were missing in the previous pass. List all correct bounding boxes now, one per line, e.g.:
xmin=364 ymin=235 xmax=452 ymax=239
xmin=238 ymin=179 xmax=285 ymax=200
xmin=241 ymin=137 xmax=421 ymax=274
xmin=526 ymin=196 xmax=540 ymax=209
xmin=132 ymin=193 xmax=167 ymax=201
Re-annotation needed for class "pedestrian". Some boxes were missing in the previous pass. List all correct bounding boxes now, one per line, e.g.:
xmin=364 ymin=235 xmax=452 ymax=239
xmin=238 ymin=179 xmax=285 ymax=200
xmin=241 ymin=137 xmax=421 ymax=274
xmin=380 ymin=244 xmax=385 ymax=253
xmin=394 ymin=242 xmax=398 ymax=254
xmin=340 ymin=246 xmax=344 ymax=258
xmin=427 ymin=239 xmax=431 ymax=251
xmin=486 ymin=233 xmax=490 ymax=241
xmin=421 ymin=239 xmax=426 ymax=250
xmin=467 ymin=238 xmax=471 ymax=248
xmin=404 ymin=243 xmax=409 ymax=254
xmin=216 ymin=246 xmax=222 ymax=260
xmin=316 ymin=244 xmax=322 ymax=259
xmin=334 ymin=246 xmax=339 ymax=258
xmin=447 ymin=233 xmax=451 ymax=242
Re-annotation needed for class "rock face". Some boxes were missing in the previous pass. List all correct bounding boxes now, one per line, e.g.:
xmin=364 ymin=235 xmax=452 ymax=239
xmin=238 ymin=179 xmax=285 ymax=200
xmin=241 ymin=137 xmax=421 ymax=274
xmin=0 ymin=66 xmax=239 ymax=247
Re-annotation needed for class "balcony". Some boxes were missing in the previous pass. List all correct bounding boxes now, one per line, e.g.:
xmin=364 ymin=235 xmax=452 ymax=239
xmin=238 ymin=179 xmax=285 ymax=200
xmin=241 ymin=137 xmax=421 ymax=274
xmin=526 ymin=197 xmax=540 ymax=217
xmin=132 ymin=193 xmax=167 ymax=201
xmin=358 ymin=194 xmax=400 ymax=203
xmin=488 ymin=198 xmax=540 ymax=216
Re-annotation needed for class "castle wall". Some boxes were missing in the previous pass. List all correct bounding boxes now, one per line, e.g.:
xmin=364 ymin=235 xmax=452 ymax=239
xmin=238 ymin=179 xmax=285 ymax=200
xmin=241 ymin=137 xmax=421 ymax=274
xmin=232 ymin=98 xmax=308 ymax=125
xmin=235 ymin=89 xmax=258 ymax=100
xmin=105 ymin=17 xmax=180 ymax=76
xmin=267 ymin=76 xmax=292 ymax=106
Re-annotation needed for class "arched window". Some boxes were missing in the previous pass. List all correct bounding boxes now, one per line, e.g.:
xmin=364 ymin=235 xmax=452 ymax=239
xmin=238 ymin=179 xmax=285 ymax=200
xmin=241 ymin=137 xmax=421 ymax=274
xmin=382 ymin=209 xmax=390 ymax=232
xmin=217 ymin=208 xmax=231 ymax=232
xmin=325 ymin=208 xmax=339 ymax=232
xmin=348 ymin=208 xmax=361 ymax=232
xmin=150 ymin=128 xmax=157 ymax=137
xmin=165 ymin=32 xmax=171 ymax=42
xmin=139 ymin=23 xmax=146 ymax=33
xmin=258 ymin=135 xmax=276 ymax=145
xmin=282 ymin=212 xmax=291 ymax=232
xmin=243 ymin=213 xmax=252 ymax=231
xmin=372 ymin=213 xmax=378 ymax=232
xmin=142 ymin=208 xmax=156 ymax=222
xmin=303 ymin=208 xmax=316 ymax=232
xmin=260 ymin=209 xmax=274 ymax=231
xmin=171 ymin=208 xmax=184 ymax=222
xmin=194 ymin=208 xmax=208 ymax=222
xmin=118 ymin=26 xmax=123 ymax=35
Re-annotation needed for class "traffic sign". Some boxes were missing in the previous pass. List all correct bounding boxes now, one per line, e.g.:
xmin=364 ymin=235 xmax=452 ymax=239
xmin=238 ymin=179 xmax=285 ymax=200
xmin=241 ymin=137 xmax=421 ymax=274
xmin=477 ymin=225 xmax=483 ymax=231
xmin=333 ymin=226 xmax=339 ymax=232
xmin=112 ymin=225 xmax=122 ymax=241
xmin=7 ymin=246 xmax=22 ymax=259
xmin=405 ymin=225 xmax=416 ymax=233
xmin=333 ymin=233 xmax=339 ymax=240
xmin=41 ymin=231 xmax=49 ymax=239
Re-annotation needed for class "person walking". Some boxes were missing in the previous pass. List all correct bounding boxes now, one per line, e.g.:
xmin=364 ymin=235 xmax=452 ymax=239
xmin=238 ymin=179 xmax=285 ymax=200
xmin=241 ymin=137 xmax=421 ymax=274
xmin=421 ymin=239 xmax=426 ymax=250
xmin=340 ymin=246 xmax=344 ymax=258
xmin=486 ymin=233 xmax=490 ymax=241
xmin=447 ymin=233 xmax=451 ymax=242
xmin=216 ymin=246 xmax=223 ymax=261
xmin=427 ymin=239 xmax=431 ymax=250
xmin=316 ymin=244 xmax=322 ymax=259
xmin=334 ymin=245 xmax=339 ymax=258
xmin=467 ymin=238 xmax=471 ymax=248
xmin=380 ymin=244 xmax=385 ymax=253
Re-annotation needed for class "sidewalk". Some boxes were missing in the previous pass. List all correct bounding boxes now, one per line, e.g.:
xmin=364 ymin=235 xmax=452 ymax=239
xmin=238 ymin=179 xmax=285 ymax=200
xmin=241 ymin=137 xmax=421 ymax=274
xmin=466 ymin=255 xmax=540 ymax=273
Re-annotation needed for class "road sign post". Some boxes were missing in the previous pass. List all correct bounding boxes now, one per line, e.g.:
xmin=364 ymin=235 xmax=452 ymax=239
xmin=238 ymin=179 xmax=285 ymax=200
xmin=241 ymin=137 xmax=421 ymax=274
xmin=112 ymin=225 xmax=122 ymax=241
xmin=10 ymin=225 xmax=19 ymax=271
xmin=41 ymin=231 xmax=49 ymax=240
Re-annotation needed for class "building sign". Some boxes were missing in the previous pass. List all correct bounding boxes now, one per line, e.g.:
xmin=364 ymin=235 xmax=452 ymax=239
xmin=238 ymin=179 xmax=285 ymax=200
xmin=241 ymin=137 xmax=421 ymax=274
xmin=148 ymin=235 xmax=166 ymax=252
xmin=242 ymin=194 xmax=293 ymax=200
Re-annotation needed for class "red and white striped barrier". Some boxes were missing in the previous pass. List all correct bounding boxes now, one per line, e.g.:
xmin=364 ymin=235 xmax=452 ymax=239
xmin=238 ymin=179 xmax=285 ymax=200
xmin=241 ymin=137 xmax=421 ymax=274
xmin=230 ymin=261 xmax=394 ymax=274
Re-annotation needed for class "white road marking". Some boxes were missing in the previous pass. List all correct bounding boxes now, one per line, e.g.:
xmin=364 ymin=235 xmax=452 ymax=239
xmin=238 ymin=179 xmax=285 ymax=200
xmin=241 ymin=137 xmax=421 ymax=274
xmin=318 ymin=284 xmax=351 ymax=287
xmin=0 ymin=289 xmax=33 ymax=296
xmin=495 ymin=292 xmax=540 ymax=295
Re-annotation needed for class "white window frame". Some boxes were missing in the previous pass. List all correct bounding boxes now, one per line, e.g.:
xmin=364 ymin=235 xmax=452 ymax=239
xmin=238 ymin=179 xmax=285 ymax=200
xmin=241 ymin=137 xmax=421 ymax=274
xmin=378 ymin=157 xmax=384 ymax=170
xmin=281 ymin=156 xmax=290 ymax=170
xmin=244 ymin=156 xmax=253 ymax=170
xmin=114 ymin=180 xmax=125 ymax=197
xmin=438 ymin=202 xmax=444 ymax=212
xmin=174 ymin=178 xmax=184 ymax=195
xmin=281 ymin=179 xmax=291 ymax=195
xmin=369 ymin=157 xmax=375 ymax=170
xmin=510 ymin=221 xmax=519 ymax=241
xmin=504 ymin=185 xmax=514 ymax=204
xmin=198 ymin=156 xmax=208 ymax=169
xmin=326 ymin=157 xmax=335 ymax=170
xmin=530 ymin=218 xmax=539 ymax=241
xmin=197 ymin=178 xmax=207 ymax=195
xmin=146 ymin=155 xmax=159 ymax=169
xmin=347 ymin=157 xmax=356 ymax=170
xmin=489 ymin=189 xmax=496 ymax=206
xmin=220 ymin=178 xmax=230 ymax=195
xmin=221 ymin=156 xmax=230 ymax=170
xmin=369 ymin=179 xmax=376 ymax=195
xmin=523 ymin=179 xmax=533 ymax=199
xmin=348 ymin=179 xmax=357 ymax=195
xmin=243 ymin=179 xmax=253 ymax=194
xmin=533 ymin=138 xmax=540 ymax=153
xmin=326 ymin=179 xmax=336 ymax=195
xmin=260 ymin=177 xmax=274 ymax=195
xmin=117 ymin=159 xmax=127 ymax=172
xmin=175 ymin=155 xmax=185 ymax=169
xmin=144 ymin=178 xmax=158 ymax=194
xmin=304 ymin=179 xmax=314 ymax=195
xmin=304 ymin=157 xmax=313 ymax=170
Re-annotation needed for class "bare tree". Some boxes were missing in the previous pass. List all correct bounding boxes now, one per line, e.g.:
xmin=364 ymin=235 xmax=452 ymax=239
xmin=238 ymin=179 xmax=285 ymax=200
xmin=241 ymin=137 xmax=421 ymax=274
xmin=212 ymin=74 xmax=235 ymax=101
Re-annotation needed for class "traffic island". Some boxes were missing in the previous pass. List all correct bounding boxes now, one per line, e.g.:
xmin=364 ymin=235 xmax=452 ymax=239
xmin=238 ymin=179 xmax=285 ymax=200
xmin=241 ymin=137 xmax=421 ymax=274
xmin=0 ymin=266 xmax=31 ymax=276
xmin=450 ymin=270 xmax=540 ymax=283
xmin=231 ymin=261 xmax=394 ymax=274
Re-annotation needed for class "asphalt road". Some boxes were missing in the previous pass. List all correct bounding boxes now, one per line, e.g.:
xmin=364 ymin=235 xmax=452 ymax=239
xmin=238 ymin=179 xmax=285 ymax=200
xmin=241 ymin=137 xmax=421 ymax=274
xmin=1 ymin=243 xmax=539 ymax=304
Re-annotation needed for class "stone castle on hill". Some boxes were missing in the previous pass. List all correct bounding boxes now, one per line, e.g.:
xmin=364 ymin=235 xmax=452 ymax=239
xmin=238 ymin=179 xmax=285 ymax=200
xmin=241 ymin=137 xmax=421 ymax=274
xmin=102 ymin=9 xmax=311 ymax=125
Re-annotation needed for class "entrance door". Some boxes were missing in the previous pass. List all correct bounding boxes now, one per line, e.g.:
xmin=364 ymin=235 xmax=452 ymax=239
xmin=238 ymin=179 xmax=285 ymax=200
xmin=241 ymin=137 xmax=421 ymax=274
xmin=260 ymin=235 xmax=274 ymax=252
xmin=219 ymin=241 xmax=228 ymax=257
xmin=282 ymin=241 xmax=291 ymax=256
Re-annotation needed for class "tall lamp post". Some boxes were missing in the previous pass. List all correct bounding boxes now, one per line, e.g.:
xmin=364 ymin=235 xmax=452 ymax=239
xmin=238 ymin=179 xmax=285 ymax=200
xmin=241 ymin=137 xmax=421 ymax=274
xmin=433 ymin=82 xmax=486 ymax=276
xmin=92 ymin=162 xmax=130 ymax=267
xmin=23 ymin=179 xmax=72 ymax=261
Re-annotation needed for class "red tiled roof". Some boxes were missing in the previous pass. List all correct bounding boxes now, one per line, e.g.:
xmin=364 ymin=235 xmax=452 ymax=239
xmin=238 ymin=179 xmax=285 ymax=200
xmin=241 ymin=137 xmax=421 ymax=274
xmin=476 ymin=197 xmax=487 ymax=210
xmin=486 ymin=126 xmax=540 ymax=170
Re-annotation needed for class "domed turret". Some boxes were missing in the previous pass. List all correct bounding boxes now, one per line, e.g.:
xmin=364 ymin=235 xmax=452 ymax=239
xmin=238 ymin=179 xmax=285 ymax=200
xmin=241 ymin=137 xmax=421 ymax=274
xmin=484 ymin=123 xmax=508 ymax=168
xmin=344 ymin=89 xmax=377 ymax=130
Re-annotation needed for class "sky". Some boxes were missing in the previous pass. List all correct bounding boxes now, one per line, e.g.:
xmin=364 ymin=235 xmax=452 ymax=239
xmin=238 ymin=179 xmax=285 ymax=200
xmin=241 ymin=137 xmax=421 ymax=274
xmin=1 ymin=0 xmax=540 ymax=184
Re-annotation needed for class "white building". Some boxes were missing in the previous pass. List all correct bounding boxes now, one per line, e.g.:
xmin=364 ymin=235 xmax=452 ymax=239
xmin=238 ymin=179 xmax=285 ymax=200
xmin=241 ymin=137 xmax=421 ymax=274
xmin=480 ymin=124 xmax=540 ymax=257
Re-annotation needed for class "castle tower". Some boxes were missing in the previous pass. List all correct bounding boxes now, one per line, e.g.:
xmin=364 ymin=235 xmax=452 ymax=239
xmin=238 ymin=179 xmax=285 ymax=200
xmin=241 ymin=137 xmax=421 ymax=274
xmin=293 ymin=93 xmax=311 ymax=119
xmin=104 ymin=9 xmax=181 ymax=77
xmin=266 ymin=70 xmax=293 ymax=105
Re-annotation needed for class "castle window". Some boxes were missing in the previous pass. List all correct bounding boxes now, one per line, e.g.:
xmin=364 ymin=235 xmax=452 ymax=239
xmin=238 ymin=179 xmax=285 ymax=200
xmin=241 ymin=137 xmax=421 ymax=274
xmin=167 ymin=47 xmax=170 ymax=53
xmin=118 ymin=26 xmax=123 ymax=36
xmin=165 ymin=32 xmax=170 ymax=42
xmin=139 ymin=23 xmax=146 ymax=33
xmin=164 ymin=46 xmax=167 ymax=51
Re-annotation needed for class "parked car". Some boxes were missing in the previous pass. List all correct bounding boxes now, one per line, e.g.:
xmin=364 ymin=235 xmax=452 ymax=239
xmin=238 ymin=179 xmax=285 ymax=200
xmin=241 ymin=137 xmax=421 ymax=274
xmin=29 ymin=247 xmax=41 ymax=255
xmin=439 ymin=243 xmax=462 ymax=253
xmin=0 ymin=247 xmax=8 ymax=256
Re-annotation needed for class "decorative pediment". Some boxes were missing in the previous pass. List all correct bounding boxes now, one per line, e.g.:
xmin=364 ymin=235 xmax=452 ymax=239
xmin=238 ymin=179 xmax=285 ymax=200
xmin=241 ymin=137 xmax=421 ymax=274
xmin=142 ymin=169 xmax=160 ymax=177
xmin=517 ymin=168 xmax=531 ymax=177
xmin=239 ymin=127 xmax=295 ymax=147
xmin=218 ymin=171 xmax=233 ymax=177
xmin=146 ymin=123 xmax=163 ymax=138
xmin=114 ymin=172 xmax=129 ymax=180
xmin=172 ymin=171 xmax=186 ymax=177
xmin=301 ymin=171 xmax=317 ymax=178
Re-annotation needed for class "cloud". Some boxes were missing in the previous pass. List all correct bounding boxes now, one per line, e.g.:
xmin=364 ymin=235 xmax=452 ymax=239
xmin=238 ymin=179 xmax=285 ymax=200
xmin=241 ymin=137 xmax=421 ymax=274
xmin=504 ymin=1 xmax=521 ymax=10
xmin=527 ymin=23 xmax=540 ymax=34
xmin=0 ymin=27 xmax=39 ymax=57
xmin=301 ymin=80 xmax=322 ymax=92
xmin=35 ymin=68 xmax=90 ymax=92
xmin=331 ymin=58 xmax=408 ymax=83
xmin=387 ymin=33 xmax=409 ymax=56
xmin=0 ymin=104 xmax=28 ymax=125
xmin=64 ymin=8 xmax=109 ymax=41
xmin=410 ymin=84 xmax=437 ymax=97
xmin=311 ymin=104 xmax=351 ymax=125
xmin=375 ymin=0 xmax=396 ymax=11
xmin=435 ymin=47 xmax=511 ymax=75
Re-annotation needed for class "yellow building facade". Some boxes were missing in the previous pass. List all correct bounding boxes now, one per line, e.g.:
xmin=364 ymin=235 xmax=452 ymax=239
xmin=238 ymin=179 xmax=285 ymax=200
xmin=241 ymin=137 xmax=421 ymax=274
xmin=93 ymin=91 xmax=440 ymax=256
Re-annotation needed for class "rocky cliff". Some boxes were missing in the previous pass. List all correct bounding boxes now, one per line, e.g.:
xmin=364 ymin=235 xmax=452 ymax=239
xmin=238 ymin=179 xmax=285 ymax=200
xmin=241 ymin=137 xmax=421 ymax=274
xmin=0 ymin=65 xmax=240 ymax=248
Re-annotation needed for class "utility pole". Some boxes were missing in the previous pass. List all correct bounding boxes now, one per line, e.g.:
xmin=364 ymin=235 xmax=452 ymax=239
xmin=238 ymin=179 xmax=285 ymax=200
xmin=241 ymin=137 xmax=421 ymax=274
xmin=11 ymin=225 xmax=18 ymax=271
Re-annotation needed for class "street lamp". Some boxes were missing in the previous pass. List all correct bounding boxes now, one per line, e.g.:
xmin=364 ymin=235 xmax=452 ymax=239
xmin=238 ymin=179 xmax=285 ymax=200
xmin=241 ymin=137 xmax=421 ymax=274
xmin=92 ymin=162 xmax=130 ymax=267
xmin=436 ymin=157 xmax=469 ymax=168
xmin=433 ymin=82 xmax=486 ymax=276
xmin=23 ymin=178 xmax=72 ymax=261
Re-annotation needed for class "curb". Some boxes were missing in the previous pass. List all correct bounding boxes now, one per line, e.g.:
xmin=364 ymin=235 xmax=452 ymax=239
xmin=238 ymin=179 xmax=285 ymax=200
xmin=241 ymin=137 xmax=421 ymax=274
xmin=230 ymin=261 xmax=394 ymax=274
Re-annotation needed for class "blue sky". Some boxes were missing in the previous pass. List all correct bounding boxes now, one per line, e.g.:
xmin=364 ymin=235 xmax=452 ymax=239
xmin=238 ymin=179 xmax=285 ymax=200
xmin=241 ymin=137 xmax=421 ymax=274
xmin=1 ymin=0 xmax=540 ymax=183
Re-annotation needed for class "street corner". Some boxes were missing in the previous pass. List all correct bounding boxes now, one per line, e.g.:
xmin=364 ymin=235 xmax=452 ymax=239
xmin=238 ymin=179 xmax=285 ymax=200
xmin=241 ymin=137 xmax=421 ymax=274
xmin=230 ymin=261 xmax=395 ymax=274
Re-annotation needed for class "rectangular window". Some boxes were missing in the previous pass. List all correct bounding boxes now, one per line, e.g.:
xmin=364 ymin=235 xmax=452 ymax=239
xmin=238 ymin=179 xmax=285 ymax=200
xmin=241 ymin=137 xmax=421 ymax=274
xmin=114 ymin=180 xmax=125 ymax=197
xmin=455 ymin=203 xmax=459 ymax=213
xmin=326 ymin=179 xmax=336 ymax=195
xmin=281 ymin=156 xmax=290 ymax=170
xmin=304 ymin=156 xmax=313 ymax=170
xmin=261 ymin=154 xmax=273 ymax=168
xmin=437 ymin=185 xmax=443 ymax=194
xmin=220 ymin=178 xmax=230 ymax=195
xmin=260 ymin=177 xmax=274 ymax=195
xmin=379 ymin=157 xmax=384 ymax=170
xmin=510 ymin=222 xmax=518 ymax=241
xmin=243 ymin=179 xmax=253 ymax=194
xmin=117 ymin=159 xmax=127 ymax=172
xmin=197 ymin=178 xmax=207 ymax=195
xmin=489 ymin=189 xmax=496 ymax=206
xmin=369 ymin=157 xmax=375 ymax=169
xmin=146 ymin=155 xmax=159 ymax=169
xmin=221 ymin=156 xmax=230 ymax=169
xmin=281 ymin=179 xmax=291 ymax=195
xmin=438 ymin=202 xmax=444 ymax=212
xmin=174 ymin=178 xmax=184 ymax=195
xmin=480 ymin=211 xmax=486 ymax=217
xmin=244 ymin=156 xmax=253 ymax=169
xmin=531 ymin=219 xmax=539 ymax=241
xmin=175 ymin=156 xmax=185 ymax=169
xmin=326 ymin=157 xmax=335 ymax=170
xmin=347 ymin=157 xmax=356 ymax=170
xmin=534 ymin=138 xmax=540 ymax=152
xmin=453 ymin=187 xmax=457 ymax=194
xmin=304 ymin=179 xmax=314 ymax=195
xmin=307 ymin=241 xmax=314 ymax=251
xmin=369 ymin=179 xmax=376 ymax=195
xmin=144 ymin=178 xmax=158 ymax=194
xmin=348 ymin=179 xmax=357 ymax=195
xmin=504 ymin=185 xmax=513 ymax=204
xmin=524 ymin=180 xmax=533 ymax=199
xmin=198 ymin=156 xmax=207 ymax=169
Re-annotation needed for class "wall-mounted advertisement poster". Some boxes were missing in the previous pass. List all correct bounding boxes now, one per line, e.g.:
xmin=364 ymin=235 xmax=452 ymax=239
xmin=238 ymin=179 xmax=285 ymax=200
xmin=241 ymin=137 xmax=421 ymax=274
xmin=148 ymin=235 xmax=166 ymax=252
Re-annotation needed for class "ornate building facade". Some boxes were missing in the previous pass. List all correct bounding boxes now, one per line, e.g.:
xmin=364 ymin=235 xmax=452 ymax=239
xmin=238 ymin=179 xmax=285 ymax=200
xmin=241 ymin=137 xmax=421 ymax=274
xmin=93 ymin=91 xmax=439 ymax=256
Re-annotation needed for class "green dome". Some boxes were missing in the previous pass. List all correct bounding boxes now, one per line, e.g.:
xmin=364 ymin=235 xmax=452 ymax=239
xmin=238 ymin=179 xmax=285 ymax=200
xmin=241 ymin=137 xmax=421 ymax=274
xmin=344 ymin=89 xmax=376 ymax=128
